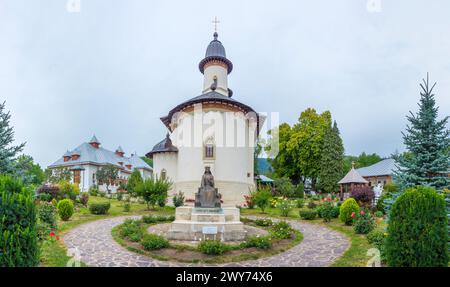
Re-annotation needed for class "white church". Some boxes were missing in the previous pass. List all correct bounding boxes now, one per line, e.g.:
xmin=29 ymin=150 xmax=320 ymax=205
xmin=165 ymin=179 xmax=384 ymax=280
xmin=146 ymin=31 xmax=263 ymax=207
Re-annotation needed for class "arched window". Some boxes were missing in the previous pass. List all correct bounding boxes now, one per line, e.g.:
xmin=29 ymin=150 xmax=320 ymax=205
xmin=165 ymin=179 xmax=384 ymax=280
xmin=204 ymin=137 xmax=215 ymax=159
xmin=161 ymin=169 xmax=167 ymax=180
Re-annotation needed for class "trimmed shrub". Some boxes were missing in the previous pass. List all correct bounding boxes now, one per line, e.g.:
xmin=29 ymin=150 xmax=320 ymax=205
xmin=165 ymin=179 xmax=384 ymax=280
xmin=385 ymin=186 xmax=448 ymax=267
xmin=273 ymin=177 xmax=295 ymax=197
xmin=254 ymin=218 xmax=273 ymax=227
xmin=172 ymin=191 xmax=185 ymax=207
xmin=242 ymin=236 xmax=272 ymax=249
xmin=299 ymin=209 xmax=317 ymax=220
xmin=0 ymin=176 xmax=39 ymax=267
xmin=38 ymin=202 xmax=57 ymax=228
xmin=57 ymin=199 xmax=74 ymax=221
xmin=316 ymin=201 xmax=334 ymax=222
xmin=331 ymin=205 xmax=340 ymax=218
xmin=119 ymin=219 xmax=143 ymax=242
xmin=339 ymin=198 xmax=359 ymax=225
xmin=141 ymin=234 xmax=169 ymax=250
xmin=350 ymin=186 xmax=375 ymax=208
xmin=270 ymin=221 xmax=293 ymax=239
xmin=89 ymin=202 xmax=110 ymax=215
xmin=353 ymin=209 xmax=375 ymax=234
xmin=198 ymin=240 xmax=227 ymax=255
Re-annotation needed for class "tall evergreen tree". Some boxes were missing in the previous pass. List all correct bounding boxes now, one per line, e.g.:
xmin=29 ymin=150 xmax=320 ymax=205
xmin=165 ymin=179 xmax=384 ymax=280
xmin=0 ymin=102 xmax=25 ymax=174
xmin=394 ymin=74 xmax=449 ymax=191
xmin=318 ymin=121 xmax=344 ymax=193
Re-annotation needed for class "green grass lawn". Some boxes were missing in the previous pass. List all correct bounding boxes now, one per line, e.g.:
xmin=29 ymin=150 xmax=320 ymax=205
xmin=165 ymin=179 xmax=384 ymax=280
xmin=241 ymin=206 xmax=384 ymax=267
xmin=39 ymin=196 xmax=175 ymax=267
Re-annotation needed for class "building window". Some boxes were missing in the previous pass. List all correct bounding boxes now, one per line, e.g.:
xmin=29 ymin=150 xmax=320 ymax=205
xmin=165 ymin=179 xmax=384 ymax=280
xmin=204 ymin=144 xmax=214 ymax=159
xmin=161 ymin=169 xmax=167 ymax=181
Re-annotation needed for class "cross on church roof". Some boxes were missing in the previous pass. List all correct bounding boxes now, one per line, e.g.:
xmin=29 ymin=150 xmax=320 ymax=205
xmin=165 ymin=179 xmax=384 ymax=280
xmin=212 ymin=16 xmax=220 ymax=33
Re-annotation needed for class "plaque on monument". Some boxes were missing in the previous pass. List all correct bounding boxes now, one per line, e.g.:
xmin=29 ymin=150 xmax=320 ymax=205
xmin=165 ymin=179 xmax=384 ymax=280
xmin=195 ymin=167 xmax=222 ymax=208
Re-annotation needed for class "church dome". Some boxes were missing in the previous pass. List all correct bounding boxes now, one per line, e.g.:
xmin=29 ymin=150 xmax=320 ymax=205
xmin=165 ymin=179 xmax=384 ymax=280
xmin=199 ymin=32 xmax=233 ymax=74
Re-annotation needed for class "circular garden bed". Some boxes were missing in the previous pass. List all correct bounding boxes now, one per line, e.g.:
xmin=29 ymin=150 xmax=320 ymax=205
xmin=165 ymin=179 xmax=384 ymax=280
xmin=112 ymin=216 xmax=303 ymax=264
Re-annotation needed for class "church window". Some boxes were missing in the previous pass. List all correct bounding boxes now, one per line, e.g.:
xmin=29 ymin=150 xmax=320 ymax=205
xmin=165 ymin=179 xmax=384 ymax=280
xmin=204 ymin=144 xmax=214 ymax=159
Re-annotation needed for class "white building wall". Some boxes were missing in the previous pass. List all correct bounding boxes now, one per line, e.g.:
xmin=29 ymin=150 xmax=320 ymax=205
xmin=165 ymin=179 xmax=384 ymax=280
xmin=202 ymin=65 xmax=228 ymax=96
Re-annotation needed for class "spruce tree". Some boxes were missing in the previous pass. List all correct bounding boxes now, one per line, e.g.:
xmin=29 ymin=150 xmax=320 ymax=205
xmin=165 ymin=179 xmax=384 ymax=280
xmin=394 ymin=74 xmax=449 ymax=191
xmin=318 ymin=121 xmax=344 ymax=193
xmin=0 ymin=102 xmax=25 ymax=174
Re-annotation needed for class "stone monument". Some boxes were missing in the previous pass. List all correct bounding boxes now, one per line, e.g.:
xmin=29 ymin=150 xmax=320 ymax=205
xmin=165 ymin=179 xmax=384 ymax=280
xmin=195 ymin=167 xmax=221 ymax=208
xmin=167 ymin=167 xmax=246 ymax=241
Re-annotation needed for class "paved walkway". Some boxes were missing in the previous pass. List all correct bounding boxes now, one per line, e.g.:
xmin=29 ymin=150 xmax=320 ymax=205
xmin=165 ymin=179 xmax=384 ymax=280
xmin=63 ymin=216 xmax=349 ymax=267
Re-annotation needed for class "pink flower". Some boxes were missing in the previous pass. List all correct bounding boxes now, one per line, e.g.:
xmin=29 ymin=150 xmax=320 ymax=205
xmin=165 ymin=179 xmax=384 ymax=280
xmin=351 ymin=212 xmax=356 ymax=218
xmin=49 ymin=232 xmax=55 ymax=237
xmin=56 ymin=236 xmax=60 ymax=241
xmin=360 ymin=210 xmax=365 ymax=215
xmin=328 ymin=198 xmax=332 ymax=202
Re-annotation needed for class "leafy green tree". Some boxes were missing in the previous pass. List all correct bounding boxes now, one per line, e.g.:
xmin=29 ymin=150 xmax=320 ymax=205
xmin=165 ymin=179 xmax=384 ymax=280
xmin=266 ymin=123 xmax=296 ymax=180
xmin=96 ymin=164 xmax=119 ymax=193
xmin=318 ymin=121 xmax=344 ymax=193
xmin=393 ymin=75 xmax=449 ymax=191
xmin=266 ymin=109 xmax=332 ymax=187
xmin=343 ymin=152 xmax=382 ymax=174
xmin=0 ymin=102 xmax=25 ymax=174
xmin=135 ymin=176 xmax=171 ymax=210
xmin=12 ymin=155 xmax=45 ymax=186
xmin=288 ymin=108 xmax=332 ymax=188
xmin=45 ymin=167 xmax=72 ymax=184
xmin=140 ymin=156 xmax=153 ymax=167
xmin=127 ymin=169 xmax=143 ymax=197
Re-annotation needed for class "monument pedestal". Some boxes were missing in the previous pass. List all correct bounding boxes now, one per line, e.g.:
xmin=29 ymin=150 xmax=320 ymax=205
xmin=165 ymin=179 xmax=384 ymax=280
xmin=167 ymin=206 xmax=246 ymax=241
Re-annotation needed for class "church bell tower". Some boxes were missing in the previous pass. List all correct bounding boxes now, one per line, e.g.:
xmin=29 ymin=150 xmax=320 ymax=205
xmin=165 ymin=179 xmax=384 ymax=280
xmin=198 ymin=30 xmax=233 ymax=97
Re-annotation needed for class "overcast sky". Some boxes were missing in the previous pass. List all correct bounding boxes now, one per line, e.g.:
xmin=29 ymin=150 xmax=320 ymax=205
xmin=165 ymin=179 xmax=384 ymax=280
xmin=1 ymin=0 xmax=449 ymax=168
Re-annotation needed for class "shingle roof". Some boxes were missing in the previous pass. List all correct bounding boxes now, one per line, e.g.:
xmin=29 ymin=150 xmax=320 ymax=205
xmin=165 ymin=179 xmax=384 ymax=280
xmin=356 ymin=158 xmax=397 ymax=177
xmin=338 ymin=168 xmax=369 ymax=184
xmin=146 ymin=134 xmax=178 ymax=157
xmin=49 ymin=142 xmax=152 ymax=172
xmin=199 ymin=32 xmax=233 ymax=74
xmin=160 ymin=91 xmax=259 ymax=131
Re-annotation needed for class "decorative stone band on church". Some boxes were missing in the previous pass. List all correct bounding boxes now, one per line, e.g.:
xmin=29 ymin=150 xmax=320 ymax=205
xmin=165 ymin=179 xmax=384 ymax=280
xmin=146 ymin=32 xmax=264 ymax=207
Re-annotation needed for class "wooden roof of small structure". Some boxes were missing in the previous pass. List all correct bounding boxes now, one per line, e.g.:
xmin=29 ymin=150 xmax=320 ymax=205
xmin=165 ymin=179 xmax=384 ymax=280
xmin=338 ymin=167 xmax=369 ymax=184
